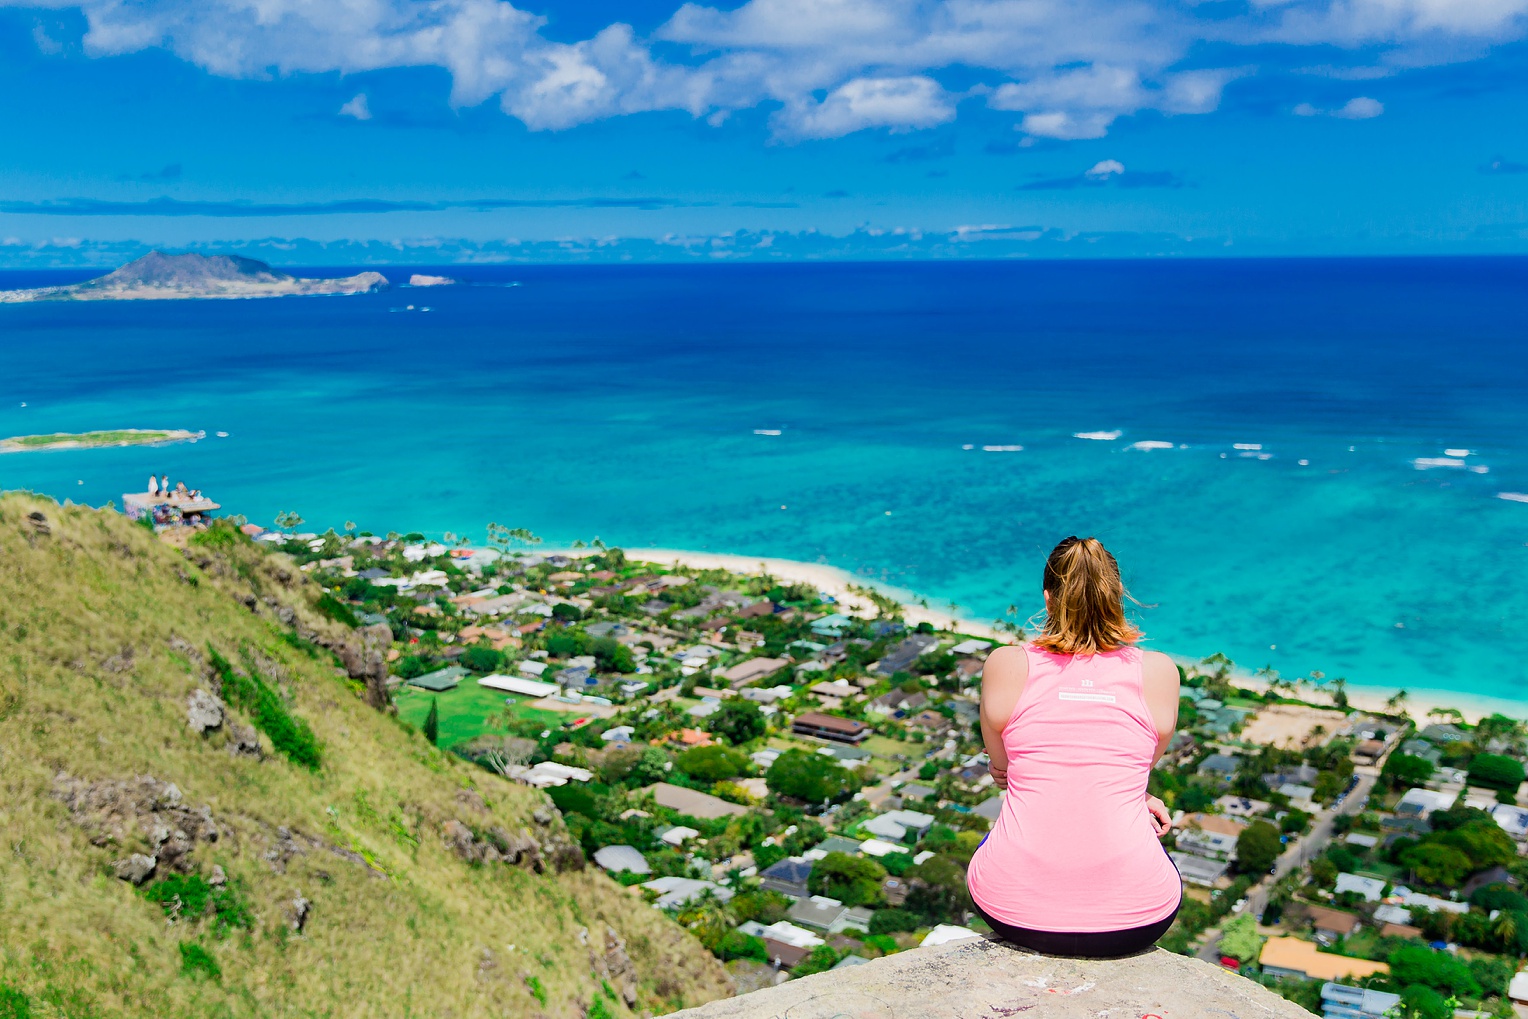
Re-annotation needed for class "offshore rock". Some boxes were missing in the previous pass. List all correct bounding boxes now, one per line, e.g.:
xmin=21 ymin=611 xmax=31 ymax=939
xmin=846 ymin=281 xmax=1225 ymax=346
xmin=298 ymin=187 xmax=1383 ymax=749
xmin=666 ymin=937 xmax=1312 ymax=1019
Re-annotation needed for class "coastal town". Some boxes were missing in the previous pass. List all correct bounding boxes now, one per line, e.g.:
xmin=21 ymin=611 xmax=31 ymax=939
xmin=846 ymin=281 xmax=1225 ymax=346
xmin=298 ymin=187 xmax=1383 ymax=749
xmin=231 ymin=517 xmax=1528 ymax=1019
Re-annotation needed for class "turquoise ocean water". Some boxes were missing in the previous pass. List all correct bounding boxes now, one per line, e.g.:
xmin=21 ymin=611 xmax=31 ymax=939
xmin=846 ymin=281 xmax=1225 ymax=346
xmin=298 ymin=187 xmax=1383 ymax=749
xmin=1 ymin=259 xmax=1525 ymax=707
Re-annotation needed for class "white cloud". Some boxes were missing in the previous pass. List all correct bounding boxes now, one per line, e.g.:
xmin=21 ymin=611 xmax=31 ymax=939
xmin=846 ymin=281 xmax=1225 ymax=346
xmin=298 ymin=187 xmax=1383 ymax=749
xmin=1334 ymin=95 xmax=1384 ymax=118
xmin=775 ymin=76 xmax=955 ymax=140
xmin=339 ymin=93 xmax=372 ymax=120
xmin=1086 ymin=159 xmax=1126 ymax=179
xmin=1292 ymin=95 xmax=1384 ymax=118
xmin=0 ymin=0 xmax=1508 ymax=140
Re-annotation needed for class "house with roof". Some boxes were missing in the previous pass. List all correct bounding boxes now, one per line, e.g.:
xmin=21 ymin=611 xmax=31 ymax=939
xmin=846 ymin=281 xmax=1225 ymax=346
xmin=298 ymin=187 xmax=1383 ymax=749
xmin=741 ymin=684 xmax=793 ymax=704
xmin=1462 ymin=865 xmax=1517 ymax=899
xmin=874 ymin=634 xmax=941 ymax=676
xmin=592 ymin=845 xmax=650 ymax=875
xmin=1197 ymin=753 xmax=1241 ymax=781
xmin=1304 ymin=906 xmax=1361 ymax=942
xmin=1258 ymin=938 xmax=1389 ymax=982
xmin=791 ymin=711 xmax=870 ymax=744
xmin=810 ymin=614 xmax=854 ymax=638
xmin=1175 ymin=813 xmax=1247 ymax=860
xmin=1334 ymin=874 xmax=1386 ymax=902
xmin=867 ymin=689 xmax=928 ymax=717
xmin=641 ymin=781 xmax=749 ymax=820
xmin=1320 ymin=982 xmax=1401 ymax=1019
xmin=787 ymin=895 xmax=874 ymax=934
xmin=1372 ymin=904 xmax=1413 ymax=926
xmin=1215 ymin=795 xmax=1271 ymax=818
xmin=739 ymin=920 xmax=824 ymax=968
xmin=1419 ymin=722 xmax=1468 ymax=744
xmin=718 ymin=656 xmax=791 ymax=688
xmin=641 ymin=876 xmax=734 ymax=910
xmin=758 ymin=856 xmax=814 ymax=899
xmin=804 ymin=836 xmax=863 ymax=859
xmin=861 ymin=809 xmax=935 ymax=843
xmin=949 ymin=639 xmax=992 ymax=656
xmin=1492 ymin=803 xmax=1528 ymax=839
xmin=407 ymin=665 xmax=468 ymax=692
xmin=971 ymin=796 xmax=1003 ymax=822
xmin=1395 ymin=786 xmax=1457 ymax=820
xmin=1170 ymin=852 xmax=1229 ymax=887
xmin=1397 ymin=738 xmax=1444 ymax=765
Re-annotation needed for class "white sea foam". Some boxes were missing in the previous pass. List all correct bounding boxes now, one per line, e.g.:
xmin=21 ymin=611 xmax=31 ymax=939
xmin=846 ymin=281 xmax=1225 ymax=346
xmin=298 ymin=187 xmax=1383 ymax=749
xmin=981 ymin=445 xmax=1023 ymax=452
xmin=961 ymin=444 xmax=974 ymax=450
xmin=1412 ymin=457 xmax=1467 ymax=469
xmin=1127 ymin=441 xmax=1174 ymax=451
xmin=1445 ymin=448 xmax=1471 ymax=457
xmin=215 ymin=431 xmax=228 ymax=438
xmin=1074 ymin=430 xmax=1122 ymax=441
xmin=1298 ymin=459 xmax=1310 ymax=466
xmin=1499 ymin=492 xmax=1528 ymax=504
xmin=1470 ymin=465 xmax=1489 ymax=474
xmin=753 ymin=429 xmax=782 ymax=436
xmin=1233 ymin=443 xmax=1262 ymax=451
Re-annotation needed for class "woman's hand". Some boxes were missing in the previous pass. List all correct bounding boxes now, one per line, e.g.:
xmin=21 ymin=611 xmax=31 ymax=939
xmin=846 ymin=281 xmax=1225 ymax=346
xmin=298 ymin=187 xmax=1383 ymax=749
xmin=1145 ymin=795 xmax=1172 ymax=838
xmin=988 ymin=761 xmax=1008 ymax=787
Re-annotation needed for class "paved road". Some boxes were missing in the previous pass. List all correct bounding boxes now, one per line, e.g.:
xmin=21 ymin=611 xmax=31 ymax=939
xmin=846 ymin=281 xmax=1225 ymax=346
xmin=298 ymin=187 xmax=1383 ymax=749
xmin=1194 ymin=768 xmax=1378 ymax=962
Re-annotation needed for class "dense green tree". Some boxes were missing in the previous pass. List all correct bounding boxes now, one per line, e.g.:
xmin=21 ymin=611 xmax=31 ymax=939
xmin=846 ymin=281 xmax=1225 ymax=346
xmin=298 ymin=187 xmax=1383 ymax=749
xmin=590 ymin=637 xmax=635 ymax=673
xmin=1469 ymin=955 xmax=1515 ymax=997
xmin=677 ymin=745 xmax=749 ymax=782
xmin=1235 ymin=821 xmax=1283 ymax=875
xmin=868 ymin=908 xmax=921 ymax=935
xmin=1395 ymin=985 xmax=1453 ymax=1019
xmin=459 ymin=644 xmax=503 ymax=674
xmin=544 ymin=628 xmax=589 ymax=658
xmin=1399 ymin=844 xmax=1473 ymax=887
xmin=1389 ymin=945 xmax=1482 ymax=997
xmin=1471 ymin=883 xmax=1528 ymax=914
xmin=1218 ymin=914 xmax=1265 ymax=962
xmin=423 ymin=698 xmax=439 ymax=746
xmin=808 ymin=852 xmax=887 ymax=907
xmin=903 ymin=855 xmax=969 ymax=925
xmin=728 ymin=889 xmax=790 ymax=925
xmin=766 ymin=748 xmax=856 ymax=805
xmin=707 ymin=698 xmax=766 ymax=745
xmin=551 ymin=603 xmax=584 ymax=622
xmin=1281 ymin=809 xmax=1311 ymax=834
xmin=792 ymin=945 xmax=842 ymax=977
xmin=1428 ymin=806 xmax=1493 ymax=833
xmin=1438 ymin=819 xmax=1516 ymax=870
xmin=1469 ymin=754 xmax=1526 ymax=791
xmin=1383 ymin=753 xmax=1437 ymax=790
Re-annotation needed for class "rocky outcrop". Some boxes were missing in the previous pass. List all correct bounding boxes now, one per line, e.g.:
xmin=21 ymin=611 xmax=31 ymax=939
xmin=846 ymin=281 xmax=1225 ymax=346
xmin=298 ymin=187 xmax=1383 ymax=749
xmin=666 ymin=938 xmax=1312 ymax=1019
xmin=0 ymin=252 xmax=389 ymax=302
xmin=187 ymin=689 xmax=224 ymax=733
xmin=53 ymin=773 xmax=219 ymax=875
xmin=592 ymin=927 xmax=639 ymax=1008
xmin=439 ymin=807 xmax=585 ymax=875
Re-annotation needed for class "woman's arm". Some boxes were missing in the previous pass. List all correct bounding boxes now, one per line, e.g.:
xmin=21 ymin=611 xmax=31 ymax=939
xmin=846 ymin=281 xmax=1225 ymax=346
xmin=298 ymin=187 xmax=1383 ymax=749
xmin=979 ymin=645 xmax=1029 ymax=786
xmin=1141 ymin=650 xmax=1182 ymax=837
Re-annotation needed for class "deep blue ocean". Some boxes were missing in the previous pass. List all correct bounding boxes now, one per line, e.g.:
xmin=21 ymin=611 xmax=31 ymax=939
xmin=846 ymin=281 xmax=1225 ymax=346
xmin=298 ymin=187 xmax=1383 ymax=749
xmin=2 ymin=259 xmax=1525 ymax=707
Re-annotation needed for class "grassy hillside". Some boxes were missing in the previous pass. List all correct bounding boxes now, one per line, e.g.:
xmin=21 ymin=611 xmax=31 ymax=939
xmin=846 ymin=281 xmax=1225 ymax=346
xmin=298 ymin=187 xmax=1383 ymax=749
xmin=0 ymin=493 xmax=732 ymax=1018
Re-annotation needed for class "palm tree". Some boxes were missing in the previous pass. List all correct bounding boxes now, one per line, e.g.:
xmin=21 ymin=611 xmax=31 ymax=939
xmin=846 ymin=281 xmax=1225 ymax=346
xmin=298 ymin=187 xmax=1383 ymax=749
xmin=1494 ymin=909 xmax=1519 ymax=948
xmin=1385 ymin=689 xmax=1410 ymax=715
xmin=1330 ymin=677 xmax=1349 ymax=710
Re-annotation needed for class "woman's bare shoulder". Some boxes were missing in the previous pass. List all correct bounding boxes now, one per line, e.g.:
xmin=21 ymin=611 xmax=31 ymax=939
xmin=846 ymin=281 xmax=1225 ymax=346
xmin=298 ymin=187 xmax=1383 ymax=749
xmin=984 ymin=643 xmax=1030 ymax=680
xmin=1140 ymin=650 xmax=1181 ymax=689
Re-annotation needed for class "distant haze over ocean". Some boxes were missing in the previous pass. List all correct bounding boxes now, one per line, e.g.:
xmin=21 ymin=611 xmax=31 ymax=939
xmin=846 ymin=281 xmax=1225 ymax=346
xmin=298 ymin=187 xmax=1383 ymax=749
xmin=2 ymin=258 xmax=1525 ymax=705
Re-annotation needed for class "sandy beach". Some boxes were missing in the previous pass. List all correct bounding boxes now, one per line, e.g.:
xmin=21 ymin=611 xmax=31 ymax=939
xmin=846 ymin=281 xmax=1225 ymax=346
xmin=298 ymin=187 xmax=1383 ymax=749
xmin=618 ymin=546 xmax=1516 ymax=725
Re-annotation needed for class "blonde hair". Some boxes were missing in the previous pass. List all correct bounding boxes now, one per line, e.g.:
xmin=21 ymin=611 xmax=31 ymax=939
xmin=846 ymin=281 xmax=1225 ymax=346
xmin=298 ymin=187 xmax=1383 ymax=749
xmin=1031 ymin=536 xmax=1142 ymax=656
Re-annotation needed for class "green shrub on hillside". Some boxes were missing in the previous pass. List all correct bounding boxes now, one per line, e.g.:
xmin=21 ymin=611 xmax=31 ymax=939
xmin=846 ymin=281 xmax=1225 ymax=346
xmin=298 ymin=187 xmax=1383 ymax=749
xmin=314 ymin=592 xmax=360 ymax=628
xmin=0 ymin=984 xmax=31 ymax=1019
xmin=142 ymin=873 xmax=253 ymax=936
xmin=208 ymin=648 xmax=322 ymax=770
xmin=178 ymin=942 xmax=221 ymax=981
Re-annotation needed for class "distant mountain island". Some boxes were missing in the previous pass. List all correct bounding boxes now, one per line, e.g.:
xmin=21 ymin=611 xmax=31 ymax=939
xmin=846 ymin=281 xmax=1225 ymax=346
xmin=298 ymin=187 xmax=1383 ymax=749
xmin=0 ymin=251 xmax=389 ymax=302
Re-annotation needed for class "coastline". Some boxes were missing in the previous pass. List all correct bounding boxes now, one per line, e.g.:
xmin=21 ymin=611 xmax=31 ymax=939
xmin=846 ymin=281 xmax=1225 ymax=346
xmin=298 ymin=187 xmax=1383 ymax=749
xmin=619 ymin=546 xmax=1512 ymax=725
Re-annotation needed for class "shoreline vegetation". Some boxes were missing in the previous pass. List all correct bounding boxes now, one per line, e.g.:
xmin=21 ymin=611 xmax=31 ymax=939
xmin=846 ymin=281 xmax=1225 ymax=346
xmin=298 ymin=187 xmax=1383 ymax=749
xmin=0 ymin=428 xmax=201 ymax=453
xmin=616 ymin=546 xmax=1506 ymax=725
xmin=0 ymin=251 xmax=387 ymax=302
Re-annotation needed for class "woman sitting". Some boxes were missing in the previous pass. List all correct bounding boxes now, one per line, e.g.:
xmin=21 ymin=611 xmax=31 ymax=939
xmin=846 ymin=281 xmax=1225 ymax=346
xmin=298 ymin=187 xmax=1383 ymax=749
xmin=966 ymin=535 xmax=1181 ymax=957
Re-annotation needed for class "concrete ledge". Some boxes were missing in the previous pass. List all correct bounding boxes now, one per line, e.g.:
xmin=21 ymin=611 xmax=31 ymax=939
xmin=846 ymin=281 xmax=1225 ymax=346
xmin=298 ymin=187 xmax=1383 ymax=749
xmin=667 ymin=938 xmax=1311 ymax=1019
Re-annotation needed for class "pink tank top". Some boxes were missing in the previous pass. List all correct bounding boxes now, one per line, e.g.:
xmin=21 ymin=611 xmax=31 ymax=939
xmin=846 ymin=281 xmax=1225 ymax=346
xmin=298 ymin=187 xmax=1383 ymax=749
xmin=965 ymin=644 xmax=1180 ymax=932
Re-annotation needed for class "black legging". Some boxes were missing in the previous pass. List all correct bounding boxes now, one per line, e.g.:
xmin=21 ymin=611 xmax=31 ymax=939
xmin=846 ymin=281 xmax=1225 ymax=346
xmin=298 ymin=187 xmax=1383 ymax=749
xmin=969 ymin=895 xmax=1181 ymax=958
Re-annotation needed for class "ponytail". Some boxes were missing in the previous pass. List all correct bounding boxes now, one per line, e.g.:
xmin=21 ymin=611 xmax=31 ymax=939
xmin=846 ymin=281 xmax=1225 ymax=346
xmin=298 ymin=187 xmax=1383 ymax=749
xmin=1032 ymin=536 xmax=1142 ymax=656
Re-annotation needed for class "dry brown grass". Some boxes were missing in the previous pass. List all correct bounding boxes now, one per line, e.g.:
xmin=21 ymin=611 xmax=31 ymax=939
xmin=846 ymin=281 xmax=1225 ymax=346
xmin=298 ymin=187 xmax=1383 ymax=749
xmin=0 ymin=494 xmax=731 ymax=1018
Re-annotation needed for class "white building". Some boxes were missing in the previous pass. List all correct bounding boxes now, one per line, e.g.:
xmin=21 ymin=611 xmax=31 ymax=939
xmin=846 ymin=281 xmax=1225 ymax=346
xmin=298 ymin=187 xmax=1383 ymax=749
xmin=1334 ymin=874 xmax=1386 ymax=902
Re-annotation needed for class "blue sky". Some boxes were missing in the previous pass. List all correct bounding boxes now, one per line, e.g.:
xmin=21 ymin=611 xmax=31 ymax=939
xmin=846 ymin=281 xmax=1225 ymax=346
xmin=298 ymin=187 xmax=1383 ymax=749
xmin=1 ymin=0 xmax=1526 ymax=264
